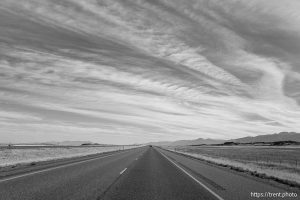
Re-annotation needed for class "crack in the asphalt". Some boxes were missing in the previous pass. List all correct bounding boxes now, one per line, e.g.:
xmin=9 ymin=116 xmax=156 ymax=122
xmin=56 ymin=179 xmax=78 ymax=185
xmin=96 ymin=173 xmax=124 ymax=200
xmin=96 ymin=153 xmax=143 ymax=200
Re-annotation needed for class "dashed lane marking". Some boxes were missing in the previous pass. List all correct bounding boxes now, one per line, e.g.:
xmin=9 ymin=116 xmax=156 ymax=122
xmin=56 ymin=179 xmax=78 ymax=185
xmin=0 ymin=151 xmax=130 ymax=183
xmin=120 ymin=168 xmax=127 ymax=175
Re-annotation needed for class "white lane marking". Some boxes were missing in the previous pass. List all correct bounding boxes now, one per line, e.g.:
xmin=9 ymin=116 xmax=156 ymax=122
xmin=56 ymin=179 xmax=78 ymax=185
xmin=0 ymin=151 xmax=129 ymax=183
xmin=158 ymin=150 xmax=225 ymax=200
xmin=120 ymin=168 xmax=127 ymax=175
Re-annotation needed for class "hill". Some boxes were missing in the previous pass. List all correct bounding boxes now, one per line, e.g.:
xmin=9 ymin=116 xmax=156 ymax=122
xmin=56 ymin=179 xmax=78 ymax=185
xmin=231 ymin=132 xmax=300 ymax=143
xmin=149 ymin=138 xmax=225 ymax=146
xmin=150 ymin=132 xmax=300 ymax=146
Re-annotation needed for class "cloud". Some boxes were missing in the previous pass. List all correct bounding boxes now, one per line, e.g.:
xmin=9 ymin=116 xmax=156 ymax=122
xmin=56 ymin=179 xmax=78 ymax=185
xmin=0 ymin=0 xmax=300 ymax=144
xmin=0 ymin=110 xmax=41 ymax=121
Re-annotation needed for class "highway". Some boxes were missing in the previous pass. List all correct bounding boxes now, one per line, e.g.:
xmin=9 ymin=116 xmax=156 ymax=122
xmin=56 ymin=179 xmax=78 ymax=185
xmin=0 ymin=146 xmax=298 ymax=200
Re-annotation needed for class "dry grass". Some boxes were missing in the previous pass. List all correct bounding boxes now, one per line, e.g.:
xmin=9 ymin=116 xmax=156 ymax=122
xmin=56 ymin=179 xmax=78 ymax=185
xmin=166 ymin=146 xmax=300 ymax=187
xmin=0 ymin=145 xmax=139 ymax=167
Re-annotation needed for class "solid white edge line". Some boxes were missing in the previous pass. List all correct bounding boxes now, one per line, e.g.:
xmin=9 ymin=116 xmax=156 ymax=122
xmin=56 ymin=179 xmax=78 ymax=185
xmin=158 ymin=149 xmax=225 ymax=200
xmin=120 ymin=168 xmax=127 ymax=175
xmin=0 ymin=150 xmax=129 ymax=183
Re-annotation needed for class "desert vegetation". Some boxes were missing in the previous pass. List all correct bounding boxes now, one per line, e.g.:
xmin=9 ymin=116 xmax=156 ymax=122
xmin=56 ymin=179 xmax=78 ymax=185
xmin=166 ymin=145 xmax=300 ymax=187
xmin=0 ymin=145 xmax=139 ymax=167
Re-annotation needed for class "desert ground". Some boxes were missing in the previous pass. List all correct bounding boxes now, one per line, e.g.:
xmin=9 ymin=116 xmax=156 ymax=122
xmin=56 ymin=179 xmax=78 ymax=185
xmin=165 ymin=145 xmax=300 ymax=187
xmin=0 ymin=145 xmax=139 ymax=167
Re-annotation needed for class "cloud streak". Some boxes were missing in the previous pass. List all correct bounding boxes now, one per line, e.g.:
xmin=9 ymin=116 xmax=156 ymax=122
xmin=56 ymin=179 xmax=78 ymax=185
xmin=0 ymin=0 xmax=300 ymax=144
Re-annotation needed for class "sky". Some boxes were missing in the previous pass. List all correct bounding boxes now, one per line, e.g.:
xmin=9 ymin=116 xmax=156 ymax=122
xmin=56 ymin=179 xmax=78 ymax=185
xmin=0 ymin=0 xmax=300 ymax=144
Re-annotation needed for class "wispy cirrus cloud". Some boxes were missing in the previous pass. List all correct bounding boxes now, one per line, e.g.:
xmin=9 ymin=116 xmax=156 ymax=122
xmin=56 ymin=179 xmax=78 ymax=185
xmin=0 ymin=0 xmax=299 ymax=144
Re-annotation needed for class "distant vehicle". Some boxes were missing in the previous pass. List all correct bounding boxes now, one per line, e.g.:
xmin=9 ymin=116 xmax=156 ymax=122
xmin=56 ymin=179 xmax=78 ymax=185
xmin=149 ymin=145 xmax=152 ymax=147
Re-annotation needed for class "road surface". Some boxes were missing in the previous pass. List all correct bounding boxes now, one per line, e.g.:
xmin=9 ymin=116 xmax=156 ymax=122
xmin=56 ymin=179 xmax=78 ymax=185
xmin=0 ymin=146 xmax=298 ymax=200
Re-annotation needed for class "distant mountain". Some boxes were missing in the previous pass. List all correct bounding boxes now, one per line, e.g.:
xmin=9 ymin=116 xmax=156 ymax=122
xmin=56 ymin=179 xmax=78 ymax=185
xmin=170 ymin=138 xmax=225 ymax=146
xmin=150 ymin=132 xmax=300 ymax=146
xmin=231 ymin=132 xmax=300 ymax=143
xmin=149 ymin=138 xmax=225 ymax=146
xmin=45 ymin=141 xmax=93 ymax=146
xmin=148 ymin=141 xmax=173 ymax=146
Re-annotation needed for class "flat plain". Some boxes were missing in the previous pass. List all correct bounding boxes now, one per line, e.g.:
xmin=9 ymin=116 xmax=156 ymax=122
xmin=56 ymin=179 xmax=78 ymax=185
xmin=0 ymin=145 xmax=138 ymax=167
xmin=167 ymin=145 xmax=300 ymax=186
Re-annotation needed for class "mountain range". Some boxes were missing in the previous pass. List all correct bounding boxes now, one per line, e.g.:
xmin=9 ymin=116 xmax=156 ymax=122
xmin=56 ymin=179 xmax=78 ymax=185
xmin=149 ymin=132 xmax=300 ymax=146
xmin=230 ymin=132 xmax=300 ymax=143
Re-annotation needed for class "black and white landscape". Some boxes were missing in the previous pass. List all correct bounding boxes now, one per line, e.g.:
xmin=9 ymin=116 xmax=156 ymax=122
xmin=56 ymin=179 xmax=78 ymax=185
xmin=0 ymin=0 xmax=300 ymax=199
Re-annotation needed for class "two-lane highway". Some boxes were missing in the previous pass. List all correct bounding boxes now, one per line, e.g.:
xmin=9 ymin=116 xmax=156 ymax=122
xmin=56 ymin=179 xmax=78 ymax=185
xmin=0 ymin=147 xmax=147 ymax=200
xmin=102 ymin=146 xmax=220 ymax=200
xmin=1 ymin=146 xmax=299 ymax=200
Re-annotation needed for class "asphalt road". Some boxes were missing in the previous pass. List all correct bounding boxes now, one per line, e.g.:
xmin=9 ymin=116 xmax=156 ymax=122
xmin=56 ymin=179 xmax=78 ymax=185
xmin=0 ymin=148 xmax=146 ymax=200
xmin=0 ymin=146 xmax=298 ymax=200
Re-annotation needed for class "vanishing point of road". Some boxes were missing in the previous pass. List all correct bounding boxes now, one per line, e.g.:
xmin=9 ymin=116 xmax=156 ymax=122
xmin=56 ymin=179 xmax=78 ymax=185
xmin=0 ymin=146 xmax=298 ymax=200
